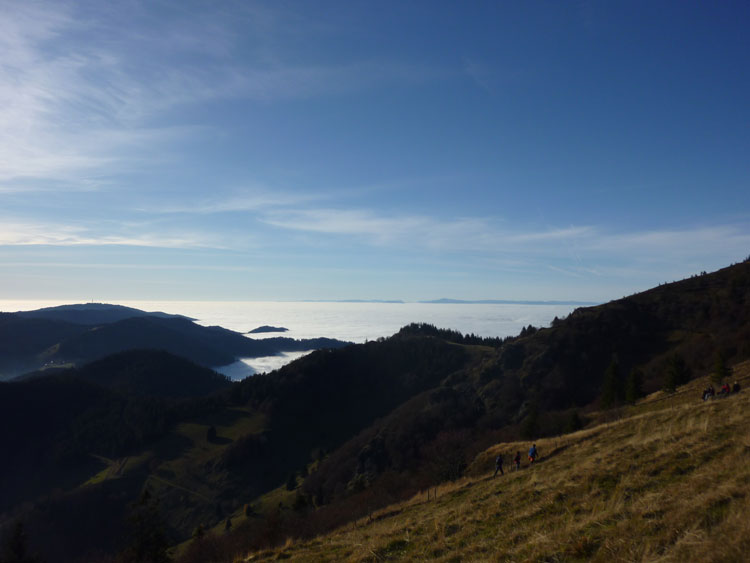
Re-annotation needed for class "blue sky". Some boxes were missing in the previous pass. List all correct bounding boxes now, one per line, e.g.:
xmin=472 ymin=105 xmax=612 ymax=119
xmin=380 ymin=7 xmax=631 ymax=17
xmin=1 ymin=0 xmax=749 ymax=302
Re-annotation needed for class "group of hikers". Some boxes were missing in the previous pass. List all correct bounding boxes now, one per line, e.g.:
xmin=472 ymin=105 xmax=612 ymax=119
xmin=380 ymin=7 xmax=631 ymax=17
xmin=702 ymin=381 xmax=741 ymax=401
xmin=493 ymin=444 xmax=537 ymax=477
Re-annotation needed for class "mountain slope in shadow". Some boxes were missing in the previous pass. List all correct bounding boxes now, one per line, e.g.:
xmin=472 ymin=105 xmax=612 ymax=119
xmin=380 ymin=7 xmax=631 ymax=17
xmin=0 ymin=304 xmax=352 ymax=379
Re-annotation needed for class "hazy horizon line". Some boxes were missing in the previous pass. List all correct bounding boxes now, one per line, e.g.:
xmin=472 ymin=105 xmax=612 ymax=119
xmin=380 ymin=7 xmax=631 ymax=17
xmin=0 ymin=297 xmax=598 ymax=312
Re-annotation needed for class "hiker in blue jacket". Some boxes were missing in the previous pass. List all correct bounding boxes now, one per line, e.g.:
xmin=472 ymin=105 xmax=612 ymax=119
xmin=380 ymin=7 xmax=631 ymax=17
xmin=528 ymin=444 xmax=538 ymax=464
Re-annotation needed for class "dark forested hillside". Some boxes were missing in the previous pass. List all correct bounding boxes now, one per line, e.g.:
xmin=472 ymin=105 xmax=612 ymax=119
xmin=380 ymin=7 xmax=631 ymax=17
xmin=0 ymin=334 xmax=476 ymax=562
xmin=0 ymin=351 xmax=230 ymax=513
xmin=0 ymin=314 xmax=84 ymax=378
xmin=70 ymin=349 xmax=231 ymax=398
xmin=2 ymin=262 xmax=750 ymax=562
xmin=48 ymin=316 xmax=353 ymax=370
xmin=53 ymin=316 xmax=262 ymax=367
xmin=494 ymin=260 xmax=750 ymax=414
xmin=216 ymin=335 xmax=473 ymax=491
xmin=15 ymin=302 xmax=191 ymax=325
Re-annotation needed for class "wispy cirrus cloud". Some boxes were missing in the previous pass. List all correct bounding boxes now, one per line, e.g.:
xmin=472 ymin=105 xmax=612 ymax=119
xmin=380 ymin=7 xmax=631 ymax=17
xmin=0 ymin=219 xmax=225 ymax=249
xmin=0 ymin=1 xmax=440 ymax=186
xmin=4 ymin=193 xmax=749 ymax=290
xmin=588 ymin=225 xmax=750 ymax=261
xmin=145 ymin=188 xmax=329 ymax=215
xmin=0 ymin=2 xmax=175 ymax=182
xmin=507 ymin=226 xmax=594 ymax=243
xmin=259 ymin=205 xmax=750 ymax=267
xmin=260 ymin=207 xmax=591 ymax=253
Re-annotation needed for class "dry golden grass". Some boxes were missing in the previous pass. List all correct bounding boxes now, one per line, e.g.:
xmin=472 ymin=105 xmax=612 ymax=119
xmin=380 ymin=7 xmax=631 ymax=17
xmin=240 ymin=361 xmax=750 ymax=562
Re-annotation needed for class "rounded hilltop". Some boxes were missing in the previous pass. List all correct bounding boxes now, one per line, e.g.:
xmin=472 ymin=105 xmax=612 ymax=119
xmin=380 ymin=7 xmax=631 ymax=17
xmin=247 ymin=325 xmax=289 ymax=334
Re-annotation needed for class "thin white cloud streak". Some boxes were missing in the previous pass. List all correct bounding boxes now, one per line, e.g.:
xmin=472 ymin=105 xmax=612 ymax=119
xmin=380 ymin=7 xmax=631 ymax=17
xmin=261 ymin=208 xmax=592 ymax=252
xmin=148 ymin=189 xmax=327 ymax=215
xmin=5 ymin=193 xmax=748 ymax=272
xmin=260 ymin=206 xmax=750 ymax=264
xmin=263 ymin=209 xmax=428 ymax=242
xmin=0 ymin=262 xmax=262 ymax=273
xmin=0 ymin=220 xmax=224 ymax=249
xmin=588 ymin=226 xmax=750 ymax=260
xmin=507 ymin=226 xmax=594 ymax=243
xmin=142 ymin=176 xmax=450 ymax=215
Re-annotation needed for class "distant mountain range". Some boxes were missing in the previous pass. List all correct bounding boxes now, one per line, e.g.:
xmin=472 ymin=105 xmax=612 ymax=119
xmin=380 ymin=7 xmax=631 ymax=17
xmin=420 ymin=298 xmax=598 ymax=305
xmin=300 ymin=299 xmax=406 ymax=303
xmin=0 ymin=303 xmax=350 ymax=380
xmin=299 ymin=298 xmax=596 ymax=305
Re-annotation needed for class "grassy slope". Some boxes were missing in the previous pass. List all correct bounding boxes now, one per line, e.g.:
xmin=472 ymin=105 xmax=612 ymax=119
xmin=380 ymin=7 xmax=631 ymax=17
xmin=111 ymin=407 xmax=268 ymax=532
xmin=240 ymin=361 xmax=750 ymax=562
xmin=58 ymin=406 xmax=267 ymax=545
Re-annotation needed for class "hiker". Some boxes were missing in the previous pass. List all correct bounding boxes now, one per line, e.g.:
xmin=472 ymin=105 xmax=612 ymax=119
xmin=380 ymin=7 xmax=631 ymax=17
xmin=720 ymin=382 xmax=731 ymax=396
xmin=493 ymin=453 xmax=504 ymax=477
xmin=513 ymin=451 xmax=521 ymax=471
xmin=733 ymin=381 xmax=741 ymax=394
xmin=528 ymin=444 xmax=538 ymax=464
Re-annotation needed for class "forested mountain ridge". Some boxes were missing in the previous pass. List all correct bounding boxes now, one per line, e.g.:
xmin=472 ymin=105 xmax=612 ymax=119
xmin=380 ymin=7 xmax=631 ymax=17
xmin=0 ymin=350 xmax=232 ymax=514
xmin=498 ymin=260 xmax=750 ymax=413
xmin=15 ymin=302 xmax=192 ymax=325
xmin=62 ymin=349 xmax=231 ymax=398
xmin=0 ymin=304 xmax=351 ymax=380
xmin=2 ymin=261 xmax=749 ymax=562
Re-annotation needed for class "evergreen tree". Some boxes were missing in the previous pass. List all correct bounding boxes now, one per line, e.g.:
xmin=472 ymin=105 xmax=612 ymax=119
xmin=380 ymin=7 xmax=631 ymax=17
xmin=711 ymin=352 xmax=731 ymax=385
xmin=663 ymin=368 xmax=677 ymax=394
xmin=601 ymin=357 xmax=621 ymax=409
xmin=625 ymin=368 xmax=644 ymax=404
xmin=2 ymin=521 xmax=41 ymax=563
xmin=564 ymin=410 xmax=583 ymax=433
xmin=191 ymin=524 xmax=205 ymax=540
xmin=672 ymin=355 xmax=691 ymax=386
xmin=427 ymin=430 xmax=469 ymax=482
xmin=123 ymin=490 xmax=171 ymax=563
xmin=663 ymin=355 xmax=690 ymax=393
xmin=520 ymin=402 xmax=540 ymax=439
xmin=292 ymin=491 xmax=309 ymax=512
xmin=285 ymin=472 xmax=297 ymax=491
